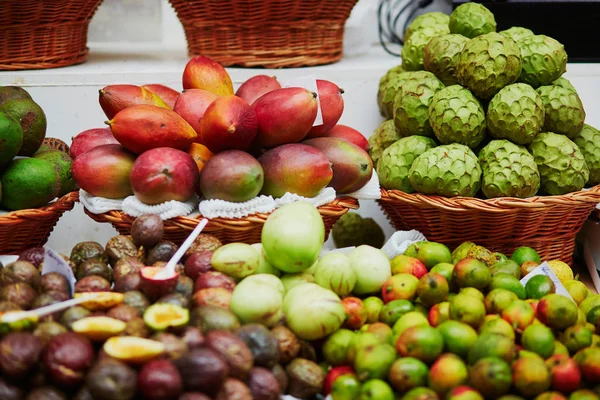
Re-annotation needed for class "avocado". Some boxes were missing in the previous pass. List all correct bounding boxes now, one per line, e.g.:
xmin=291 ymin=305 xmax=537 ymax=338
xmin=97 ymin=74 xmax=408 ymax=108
xmin=0 ymin=86 xmax=32 ymax=105
xmin=33 ymin=150 xmax=75 ymax=196
xmin=0 ymin=158 xmax=60 ymax=210
xmin=0 ymin=98 xmax=46 ymax=156
xmin=0 ymin=112 xmax=23 ymax=166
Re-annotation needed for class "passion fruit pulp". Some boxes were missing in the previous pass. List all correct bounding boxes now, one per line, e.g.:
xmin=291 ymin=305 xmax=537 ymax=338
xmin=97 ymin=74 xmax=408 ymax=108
xmin=140 ymin=267 xmax=179 ymax=300
xmin=143 ymin=303 xmax=190 ymax=331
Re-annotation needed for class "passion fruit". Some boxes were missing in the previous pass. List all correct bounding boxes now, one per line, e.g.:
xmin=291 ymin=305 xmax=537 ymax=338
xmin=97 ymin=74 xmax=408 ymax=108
xmin=175 ymin=276 xmax=195 ymax=298
xmin=0 ymin=301 xmax=21 ymax=312
xmin=137 ymin=359 xmax=183 ymax=400
xmin=190 ymin=305 xmax=240 ymax=333
xmin=151 ymin=332 xmax=188 ymax=360
xmin=123 ymin=290 xmax=150 ymax=315
xmin=184 ymin=251 xmax=214 ymax=280
xmin=143 ymin=303 xmax=190 ymax=331
xmin=76 ymin=260 xmax=112 ymax=281
xmin=0 ymin=282 xmax=37 ymax=309
xmin=271 ymin=325 xmax=301 ymax=364
xmin=113 ymin=256 xmax=145 ymax=281
xmin=194 ymin=271 xmax=236 ymax=292
xmin=74 ymin=275 xmax=111 ymax=293
xmin=86 ymin=359 xmax=137 ymax=400
xmin=1 ymin=261 xmax=41 ymax=289
xmin=147 ymin=241 xmax=178 ymax=265
xmin=25 ymin=386 xmax=68 ymax=400
xmin=107 ymin=304 xmax=140 ymax=322
xmin=0 ymin=376 xmax=23 ymax=400
xmin=193 ymin=288 xmax=232 ymax=309
xmin=60 ymin=306 xmax=91 ymax=329
xmin=105 ymin=235 xmax=138 ymax=266
xmin=18 ymin=247 xmax=44 ymax=267
xmin=131 ymin=215 xmax=164 ymax=248
xmin=31 ymin=292 xmax=69 ymax=321
xmin=40 ymin=273 xmax=70 ymax=294
xmin=70 ymin=241 xmax=108 ymax=267
xmin=72 ymin=316 xmax=127 ymax=341
xmin=181 ymin=326 xmax=204 ymax=349
xmin=114 ymin=273 xmax=142 ymax=293
xmin=32 ymin=321 xmax=66 ymax=345
xmin=43 ymin=332 xmax=95 ymax=388
xmin=271 ymin=364 xmax=288 ymax=394
xmin=72 ymin=387 xmax=94 ymax=400
xmin=124 ymin=317 xmax=150 ymax=338
xmin=248 ymin=367 xmax=281 ymax=400
xmin=215 ymin=378 xmax=253 ymax=400
xmin=178 ymin=394 xmax=212 ymax=400
xmin=185 ymin=234 xmax=222 ymax=258
xmin=0 ymin=332 xmax=42 ymax=378
xmin=103 ymin=336 xmax=165 ymax=364
xmin=174 ymin=347 xmax=229 ymax=395
xmin=140 ymin=266 xmax=179 ymax=300
xmin=157 ymin=293 xmax=192 ymax=309
xmin=286 ymin=358 xmax=325 ymax=399
xmin=205 ymin=330 xmax=254 ymax=380
xmin=237 ymin=324 xmax=280 ymax=368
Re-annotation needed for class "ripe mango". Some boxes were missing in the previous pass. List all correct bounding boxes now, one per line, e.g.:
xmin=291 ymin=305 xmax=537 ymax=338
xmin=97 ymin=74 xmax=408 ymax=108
xmin=252 ymin=88 xmax=318 ymax=148
xmin=70 ymin=128 xmax=119 ymax=159
xmin=71 ymin=144 xmax=136 ymax=199
xmin=173 ymin=89 xmax=218 ymax=137
xmin=321 ymin=124 xmax=368 ymax=151
xmin=107 ymin=105 xmax=197 ymax=154
xmin=307 ymin=80 xmax=345 ymax=137
xmin=235 ymin=75 xmax=281 ymax=105
xmin=200 ymin=96 xmax=258 ymax=153
xmin=142 ymin=84 xmax=180 ymax=109
xmin=182 ymin=56 xmax=234 ymax=96
xmin=99 ymin=85 xmax=170 ymax=119
xmin=303 ymin=137 xmax=373 ymax=194
xmin=258 ymin=143 xmax=332 ymax=198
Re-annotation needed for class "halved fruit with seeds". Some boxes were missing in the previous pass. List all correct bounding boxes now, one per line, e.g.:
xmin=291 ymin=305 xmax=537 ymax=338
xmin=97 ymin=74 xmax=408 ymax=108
xmin=103 ymin=336 xmax=165 ymax=364
xmin=74 ymin=292 xmax=124 ymax=310
xmin=143 ymin=303 xmax=189 ymax=331
xmin=72 ymin=316 xmax=126 ymax=341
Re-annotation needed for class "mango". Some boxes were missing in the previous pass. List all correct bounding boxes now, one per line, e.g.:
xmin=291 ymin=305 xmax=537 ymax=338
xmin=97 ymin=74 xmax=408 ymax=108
xmin=258 ymin=143 xmax=333 ymax=198
xmin=307 ymin=80 xmax=345 ymax=137
xmin=199 ymin=150 xmax=263 ymax=202
xmin=70 ymin=128 xmax=119 ymax=159
xmin=71 ymin=144 xmax=136 ymax=199
xmin=252 ymin=88 xmax=318 ymax=148
xmin=303 ymin=137 xmax=373 ymax=193
xmin=182 ymin=56 xmax=234 ymax=96
xmin=321 ymin=124 xmax=368 ymax=151
xmin=173 ymin=89 xmax=218 ymax=137
xmin=107 ymin=105 xmax=197 ymax=154
xmin=141 ymin=84 xmax=180 ymax=109
xmin=99 ymin=85 xmax=170 ymax=119
xmin=200 ymin=95 xmax=258 ymax=153
xmin=235 ymin=75 xmax=281 ymax=105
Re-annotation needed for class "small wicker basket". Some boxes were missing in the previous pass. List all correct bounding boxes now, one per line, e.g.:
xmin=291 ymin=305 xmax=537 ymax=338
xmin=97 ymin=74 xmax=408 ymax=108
xmin=168 ymin=0 xmax=359 ymax=68
xmin=378 ymin=187 xmax=600 ymax=265
xmin=0 ymin=0 xmax=103 ymax=70
xmin=0 ymin=138 xmax=79 ymax=255
xmin=84 ymin=197 xmax=359 ymax=245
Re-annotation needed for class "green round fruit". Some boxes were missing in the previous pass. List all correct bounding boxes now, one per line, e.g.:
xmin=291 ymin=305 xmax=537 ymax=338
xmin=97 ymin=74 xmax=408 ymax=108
xmin=511 ymin=247 xmax=541 ymax=265
xmin=537 ymin=85 xmax=586 ymax=139
xmin=470 ymin=357 xmax=512 ymax=398
xmin=573 ymin=124 xmax=600 ymax=186
xmin=0 ymin=98 xmax=47 ymax=156
xmin=388 ymin=357 xmax=429 ymax=392
xmin=428 ymin=353 xmax=469 ymax=394
xmin=502 ymin=299 xmax=536 ymax=332
xmin=562 ymin=324 xmax=593 ymax=354
xmin=437 ymin=320 xmax=478 ymax=358
xmin=468 ymin=332 xmax=517 ymax=365
xmin=428 ymin=302 xmax=450 ymax=327
xmin=392 ymin=311 xmax=429 ymax=345
xmin=331 ymin=374 xmax=361 ymax=400
xmin=518 ymin=35 xmax=567 ymax=88
xmin=453 ymin=259 xmax=491 ymax=290
xmin=553 ymin=77 xmax=577 ymax=93
xmin=479 ymin=316 xmax=515 ymax=340
xmin=522 ymin=323 xmax=555 ymax=358
xmin=526 ymin=275 xmax=556 ymax=299
xmin=405 ymin=12 xmax=450 ymax=42
xmin=488 ymin=273 xmax=527 ymax=300
xmin=396 ymin=325 xmax=444 ymax=363
xmin=587 ymin=306 xmax=600 ymax=325
xmin=537 ymin=294 xmax=578 ymax=330
xmin=449 ymin=293 xmax=486 ymax=328
xmin=499 ymin=26 xmax=534 ymax=42
xmin=402 ymin=26 xmax=450 ymax=71
xmin=417 ymin=272 xmax=449 ymax=308
xmin=369 ymin=120 xmax=402 ymax=165
xmin=449 ymin=2 xmax=496 ymax=38
xmin=379 ymin=299 xmax=415 ymax=326
xmin=322 ymin=329 xmax=355 ymax=366
xmin=0 ymin=158 xmax=60 ymax=210
xmin=459 ymin=287 xmax=485 ymax=302
xmin=331 ymin=213 xmax=385 ymax=250
xmin=347 ymin=332 xmax=380 ymax=366
xmin=485 ymin=288 xmax=519 ymax=314
xmin=0 ymin=112 xmax=23 ymax=166
xmin=354 ymin=342 xmax=397 ymax=381
xmin=423 ymin=34 xmax=470 ymax=86
xmin=364 ymin=297 xmax=385 ymax=324
xmin=430 ymin=263 xmax=454 ymax=281
xmin=490 ymin=260 xmax=522 ymax=278
xmin=512 ymin=355 xmax=551 ymax=397
xmin=402 ymin=387 xmax=439 ymax=400
xmin=359 ymin=379 xmax=394 ymax=400
xmin=313 ymin=252 xmax=356 ymax=297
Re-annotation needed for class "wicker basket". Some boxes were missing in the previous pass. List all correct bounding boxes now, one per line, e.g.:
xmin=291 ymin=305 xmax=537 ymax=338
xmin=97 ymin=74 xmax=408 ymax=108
xmin=378 ymin=187 xmax=600 ymax=265
xmin=85 ymin=197 xmax=359 ymax=245
xmin=0 ymin=0 xmax=103 ymax=70
xmin=0 ymin=138 xmax=78 ymax=255
xmin=168 ymin=0 xmax=359 ymax=68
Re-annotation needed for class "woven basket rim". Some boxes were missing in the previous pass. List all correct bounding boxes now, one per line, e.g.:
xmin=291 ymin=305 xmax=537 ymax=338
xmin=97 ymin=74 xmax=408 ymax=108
xmin=0 ymin=192 xmax=79 ymax=221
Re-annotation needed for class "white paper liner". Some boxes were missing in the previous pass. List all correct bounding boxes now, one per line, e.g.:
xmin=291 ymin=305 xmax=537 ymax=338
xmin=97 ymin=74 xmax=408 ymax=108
xmin=381 ymin=230 xmax=428 ymax=259
xmin=344 ymin=169 xmax=381 ymax=200
xmin=198 ymin=195 xmax=276 ymax=219
xmin=275 ymin=187 xmax=337 ymax=208
xmin=79 ymin=190 xmax=124 ymax=214
xmin=122 ymin=195 xmax=198 ymax=220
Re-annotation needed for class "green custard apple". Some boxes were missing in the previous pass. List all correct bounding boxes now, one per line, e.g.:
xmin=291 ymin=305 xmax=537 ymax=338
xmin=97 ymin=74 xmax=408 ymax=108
xmin=369 ymin=120 xmax=402 ymax=168
xmin=404 ymin=12 xmax=450 ymax=42
xmin=499 ymin=26 xmax=534 ymax=42
xmin=408 ymin=143 xmax=482 ymax=197
xmin=393 ymin=72 xmax=445 ymax=137
xmin=378 ymin=70 xmax=429 ymax=119
xmin=428 ymin=85 xmax=486 ymax=148
xmin=423 ymin=34 xmax=470 ymax=85
xmin=377 ymin=135 xmax=437 ymax=192
xmin=573 ymin=124 xmax=600 ymax=185
xmin=456 ymin=32 xmax=522 ymax=99
xmin=529 ymin=132 xmax=589 ymax=195
xmin=402 ymin=26 xmax=449 ymax=72
xmin=331 ymin=212 xmax=386 ymax=249
xmin=518 ymin=35 xmax=567 ymax=88
xmin=449 ymin=2 xmax=496 ymax=38
xmin=479 ymin=140 xmax=540 ymax=198
xmin=377 ymin=65 xmax=406 ymax=117
xmin=552 ymin=77 xmax=577 ymax=93
xmin=536 ymin=85 xmax=585 ymax=139
xmin=486 ymin=83 xmax=545 ymax=145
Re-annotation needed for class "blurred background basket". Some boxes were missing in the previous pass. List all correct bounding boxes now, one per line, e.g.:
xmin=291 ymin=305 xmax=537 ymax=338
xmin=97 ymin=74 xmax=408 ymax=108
xmin=84 ymin=197 xmax=359 ymax=245
xmin=168 ymin=0 xmax=359 ymax=68
xmin=378 ymin=187 xmax=600 ymax=265
xmin=0 ymin=0 xmax=103 ymax=70
xmin=0 ymin=138 xmax=78 ymax=254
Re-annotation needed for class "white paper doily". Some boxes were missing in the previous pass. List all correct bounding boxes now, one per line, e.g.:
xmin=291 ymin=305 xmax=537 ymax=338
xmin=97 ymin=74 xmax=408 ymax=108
xmin=198 ymin=195 xmax=276 ymax=219
xmin=122 ymin=195 xmax=198 ymax=220
xmin=79 ymin=190 xmax=124 ymax=214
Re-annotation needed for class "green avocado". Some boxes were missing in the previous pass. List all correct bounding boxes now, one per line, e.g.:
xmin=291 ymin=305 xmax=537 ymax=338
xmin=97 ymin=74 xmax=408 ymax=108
xmin=0 ymin=111 xmax=23 ymax=166
xmin=0 ymin=158 xmax=60 ymax=210
xmin=33 ymin=150 xmax=75 ymax=196
xmin=0 ymin=98 xmax=46 ymax=156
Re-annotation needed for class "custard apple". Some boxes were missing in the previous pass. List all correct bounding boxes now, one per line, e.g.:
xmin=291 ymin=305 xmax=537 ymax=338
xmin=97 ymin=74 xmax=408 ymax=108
xmin=428 ymin=85 xmax=486 ymax=148
xmin=408 ymin=143 xmax=482 ymax=197
xmin=405 ymin=12 xmax=450 ymax=42
xmin=486 ymin=83 xmax=545 ymax=145
xmin=573 ymin=124 xmax=600 ymax=185
xmin=423 ymin=34 xmax=470 ymax=85
xmin=479 ymin=140 xmax=540 ymax=198
xmin=529 ymin=132 xmax=589 ymax=195
xmin=449 ymin=2 xmax=496 ymax=38
xmin=553 ymin=77 xmax=576 ymax=93
xmin=456 ymin=32 xmax=522 ymax=99
xmin=377 ymin=71 xmax=412 ymax=118
xmin=393 ymin=72 xmax=445 ymax=137
xmin=518 ymin=35 xmax=567 ymax=88
xmin=368 ymin=120 xmax=402 ymax=167
xmin=332 ymin=212 xmax=385 ymax=249
xmin=377 ymin=135 xmax=437 ymax=192
xmin=402 ymin=26 xmax=449 ymax=71
xmin=536 ymin=85 xmax=585 ymax=139
xmin=499 ymin=26 xmax=534 ymax=43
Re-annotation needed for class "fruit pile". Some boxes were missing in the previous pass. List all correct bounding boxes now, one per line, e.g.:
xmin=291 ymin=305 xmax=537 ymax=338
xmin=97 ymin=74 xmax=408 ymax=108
xmin=0 ymin=86 xmax=75 ymax=211
xmin=72 ymin=55 xmax=373 ymax=208
xmin=373 ymin=3 xmax=600 ymax=199
xmin=0 ymin=202 xmax=599 ymax=399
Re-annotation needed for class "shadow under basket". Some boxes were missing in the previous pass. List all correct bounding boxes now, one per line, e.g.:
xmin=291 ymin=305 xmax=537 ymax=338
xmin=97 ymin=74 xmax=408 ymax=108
xmin=84 ymin=197 xmax=359 ymax=245
xmin=0 ymin=0 xmax=103 ymax=70
xmin=0 ymin=138 xmax=78 ymax=255
xmin=378 ymin=187 xmax=600 ymax=265
xmin=168 ymin=0 xmax=359 ymax=68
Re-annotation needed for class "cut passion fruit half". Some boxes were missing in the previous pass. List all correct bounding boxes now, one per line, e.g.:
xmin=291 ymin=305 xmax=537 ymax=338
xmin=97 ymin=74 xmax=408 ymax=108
xmin=103 ymin=336 xmax=165 ymax=364
xmin=74 ymin=292 xmax=125 ymax=311
xmin=140 ymin=267 xmax=179 ymax=299
xmin=72 ymin=316 xmax=126 ymax=341
xmin=143 ymin=303 xmax=189 ymax=331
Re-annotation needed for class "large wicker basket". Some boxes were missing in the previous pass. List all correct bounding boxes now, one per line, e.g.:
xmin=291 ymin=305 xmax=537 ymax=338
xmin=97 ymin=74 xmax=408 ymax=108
xmin=0 ymin=138 xmax=79 ymax=254
xmin=85 ymin=197 xmax=359 ymax=245
xmin=378 ymin=187 xmax=600 ymax=265
xmin=0 ymin=0 xmax=103 ymax=70
xmin=168 ymin=0 xmax=359 ymax=68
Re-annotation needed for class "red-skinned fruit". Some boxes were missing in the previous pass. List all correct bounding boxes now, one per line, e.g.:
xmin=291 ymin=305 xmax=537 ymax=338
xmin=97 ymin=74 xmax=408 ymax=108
xmin=342 ymin=297 xmax=368 ymax=330
xmin=545 ymin=355 xmax=581 ymax=393
xmin=252 ymin=87 xmax=318 ymax=148
xmin=142 ymin=84 xmax=180 ymax=109
xmin=70 ymin=128 xmax=120 ymax=159
xmin=182 ymin=56 xmax=234 ymax=96
xmin=307 ymin=80 xmax=344 ymax=137
xmin=99 ymin=84 xmax=170 ymax=119
xmin=320 ymin=125 xmax=368 ymax=151
xmin=200 ymin=95 xmax=258 ymax=153
xmin=323 ymin=366 xmax=356 ymax=395
xmin=184 ymin=251 xmax=214 ymax=280
xmin=0 ymin=332 xmax=42 ymax=378
xmin=130 ymin=147 xmax=199 ymax=205
xmin=137 ymin=359 xmax=183 ymax=400
xmin=195 ymin=271 xmax=236 ymax=292
xmin=193 ymin=288 xmax=232 ymax=309
xmin=139 ymin=267 xmax=179 ymax=300
xmin=71 ymin=144 xmax=136 ymax=199
xmin=43 ymin=332 xmax=95 ymax=388
xmin=390 ymin=255 xmax=428 ymax=278
xmin=173 ymin=89 xmax=218 ymax=137
xmin=107 ymin=105 xmax=197 ymax=154
xmin=235 ymin=75 xmax=282 ymax=105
